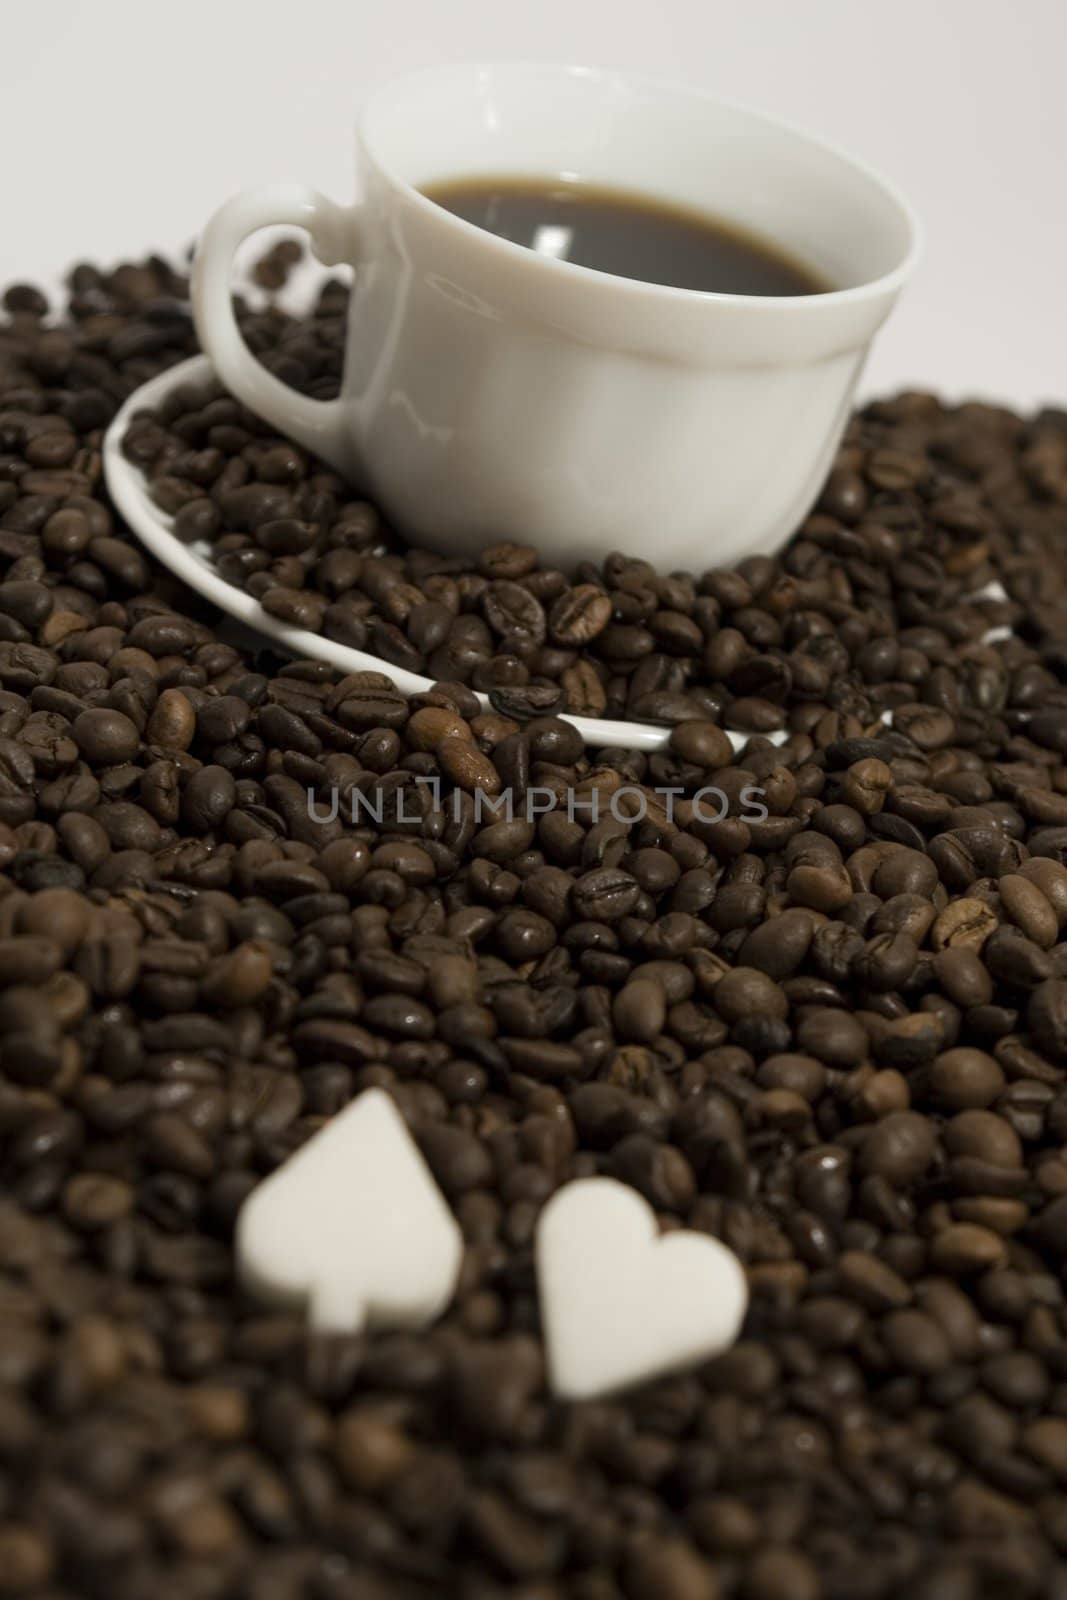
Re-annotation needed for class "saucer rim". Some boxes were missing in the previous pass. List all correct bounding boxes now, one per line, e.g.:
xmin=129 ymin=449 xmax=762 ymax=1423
xmin=103 ymin=353 xmax=784 ymax=756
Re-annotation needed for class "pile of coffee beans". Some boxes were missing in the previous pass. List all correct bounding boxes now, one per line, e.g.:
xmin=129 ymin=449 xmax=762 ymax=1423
xmin=1 ymin=246 xmax=1067 ymax=1600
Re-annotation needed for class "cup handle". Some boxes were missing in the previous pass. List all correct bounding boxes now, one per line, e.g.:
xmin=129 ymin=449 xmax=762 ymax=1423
xmin=192 ymin=184 xmax=359 ymax=478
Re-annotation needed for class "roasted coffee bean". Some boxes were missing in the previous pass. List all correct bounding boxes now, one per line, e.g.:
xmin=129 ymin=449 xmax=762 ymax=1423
xmin=548 ymin=583 xmax=613 ymax=645
xmin=483 ymin=579 xmax=547 ymax=644
xmin=182 ymin=764 xmax=236 ymax=830
xmin=71 ymin=708 xmax=140 ymax=765
xmin=933 ymin=946 xmax=994 ymax=1007
xmin=930 ymin=1047 xmax=1005 ymax=1110
xmin=1029 ymin=979 xmax=1067 ymax=1060
xmin=859 ymin=1111 xmax=937 ymax=1187
xmin=145 ymin=686 xmax=196 ymax=749
xmin=196 ymin=693 xmax=251 ymax=745
xmin=572 ymin=867 xmax=641 ymax=922
xmin=406 ymin=705 xmax=471 ymax=750
xmin=614 ymin=977 xmax=667 ymax=1043
xmin=999 ymin=872 xmax=1058 ymax=948
xmin=795 ymin=1006 xmax=868 ymax=1067
xmin=738 ymin=908 xmax=815 ymax=979
xmin=436 ymin=735 xmax=502 ymax=796
xmin=488 ymin=682 xmax=565 ymax=719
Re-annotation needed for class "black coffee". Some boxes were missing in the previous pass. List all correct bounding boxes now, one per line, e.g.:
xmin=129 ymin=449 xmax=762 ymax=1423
xmin=421 ymin=175 xmax=829 ymax=295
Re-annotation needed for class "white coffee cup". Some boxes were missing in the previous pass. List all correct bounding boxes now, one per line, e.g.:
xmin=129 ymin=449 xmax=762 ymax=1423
xmin=192 ymin=61 xmax=920 ymax=572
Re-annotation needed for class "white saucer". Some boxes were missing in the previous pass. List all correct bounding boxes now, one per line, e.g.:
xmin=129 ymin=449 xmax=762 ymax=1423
xmin=103 ymin=354 xmax=784 ymax=756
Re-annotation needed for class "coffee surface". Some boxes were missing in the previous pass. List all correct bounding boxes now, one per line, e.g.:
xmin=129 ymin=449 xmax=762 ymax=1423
xmin=422 ymin=175 xmax=829 ymax=295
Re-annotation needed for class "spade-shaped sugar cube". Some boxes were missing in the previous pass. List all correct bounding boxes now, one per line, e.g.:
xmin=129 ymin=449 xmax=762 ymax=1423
xmin=236 ymin=1087 xmax=463 ymax=1334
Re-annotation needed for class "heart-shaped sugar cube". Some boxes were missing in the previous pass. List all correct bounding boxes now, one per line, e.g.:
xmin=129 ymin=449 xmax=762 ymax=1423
xmin=537 ymin=1177 xmax=748 ymax=1400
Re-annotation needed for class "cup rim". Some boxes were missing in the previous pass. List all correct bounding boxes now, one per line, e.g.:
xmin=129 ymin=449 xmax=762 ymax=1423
xmin=359 ymin=59 xmax=923 ymax=310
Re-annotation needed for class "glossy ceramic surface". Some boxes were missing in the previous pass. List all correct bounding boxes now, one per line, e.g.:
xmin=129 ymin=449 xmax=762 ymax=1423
xmin=191 ymin=62 xmax=920 ymax=570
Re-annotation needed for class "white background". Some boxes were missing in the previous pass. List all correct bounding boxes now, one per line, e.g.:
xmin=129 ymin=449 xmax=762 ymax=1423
xmin=2 ymin=0 xmax=1064 ymax=408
